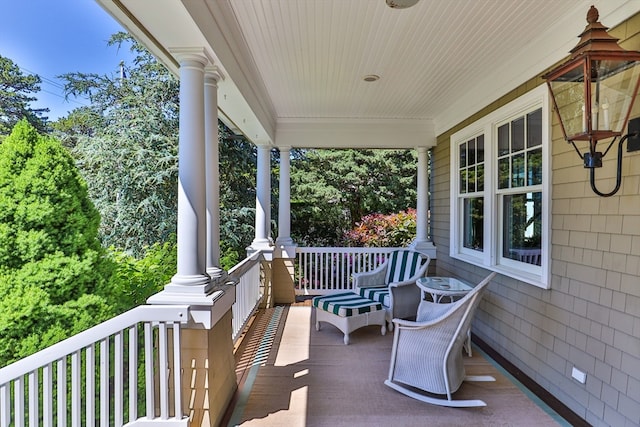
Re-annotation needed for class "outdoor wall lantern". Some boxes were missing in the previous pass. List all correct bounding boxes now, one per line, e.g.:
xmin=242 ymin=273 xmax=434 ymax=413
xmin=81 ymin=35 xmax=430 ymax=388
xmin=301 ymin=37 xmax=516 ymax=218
xmin=544 ymin=5 xmax=640 ymax=196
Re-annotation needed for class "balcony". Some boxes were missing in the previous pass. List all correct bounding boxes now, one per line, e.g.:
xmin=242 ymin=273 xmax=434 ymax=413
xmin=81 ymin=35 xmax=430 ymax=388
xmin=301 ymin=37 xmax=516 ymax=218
xmin=0 ymin=247 xmax=574 ymax=426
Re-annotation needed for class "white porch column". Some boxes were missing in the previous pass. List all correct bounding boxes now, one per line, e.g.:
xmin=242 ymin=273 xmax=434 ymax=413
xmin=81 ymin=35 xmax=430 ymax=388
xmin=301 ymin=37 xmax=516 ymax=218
xmin=410 ymin=146 xmax=436 ymax=256
xmin=251 ymin=145 xmax=272 ymax=249
xmin=204 ymin=67 xmax=225 ymax=282
xmin=156 ymin=51 xmax=211 ymax=298
xmin=275 ymin=146 xmax=294 ymax=248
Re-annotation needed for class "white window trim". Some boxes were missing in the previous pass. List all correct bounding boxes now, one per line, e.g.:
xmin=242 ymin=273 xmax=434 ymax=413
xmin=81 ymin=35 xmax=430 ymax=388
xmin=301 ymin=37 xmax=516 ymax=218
xmin=449 ymin=85 xmax=551 ymax=289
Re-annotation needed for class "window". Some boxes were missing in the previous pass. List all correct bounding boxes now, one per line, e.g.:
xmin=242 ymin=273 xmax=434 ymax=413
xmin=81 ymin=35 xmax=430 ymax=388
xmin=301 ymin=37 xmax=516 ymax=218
xmin=459 ymin=135 xmax=484 ymax=252
xmin=450 ymin=86 xmax=550 ymax=288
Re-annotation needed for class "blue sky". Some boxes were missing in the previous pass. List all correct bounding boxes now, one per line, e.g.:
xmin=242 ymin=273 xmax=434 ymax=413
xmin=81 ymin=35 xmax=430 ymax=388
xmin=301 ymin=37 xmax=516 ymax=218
xmin=2 ymin=0 xmax=134 ymax=120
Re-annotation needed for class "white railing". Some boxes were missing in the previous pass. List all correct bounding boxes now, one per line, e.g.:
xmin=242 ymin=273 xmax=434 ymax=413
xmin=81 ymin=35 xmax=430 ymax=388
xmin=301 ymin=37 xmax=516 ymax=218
xmin=229 ymin=252 xmax=264 ymax=343
xmin=295 ymin=247 xmax=400 ymax=295
xmin=0 ymin=251 xmax=265 ymax=427
xmin=0 ymin=305 xmax=190 ymax=427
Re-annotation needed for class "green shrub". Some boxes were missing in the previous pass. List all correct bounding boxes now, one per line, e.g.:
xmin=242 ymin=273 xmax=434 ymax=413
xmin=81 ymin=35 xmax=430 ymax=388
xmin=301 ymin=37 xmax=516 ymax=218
xmin=343 ymin=208 xmax=417 ymax=247
xmin=0 ymin=121 xmax=115 ymax=366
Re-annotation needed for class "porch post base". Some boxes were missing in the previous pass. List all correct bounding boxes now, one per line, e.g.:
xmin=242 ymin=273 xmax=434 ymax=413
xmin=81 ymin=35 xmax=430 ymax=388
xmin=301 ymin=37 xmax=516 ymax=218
xmin=409 ymin=240 xmax=437 ymax=258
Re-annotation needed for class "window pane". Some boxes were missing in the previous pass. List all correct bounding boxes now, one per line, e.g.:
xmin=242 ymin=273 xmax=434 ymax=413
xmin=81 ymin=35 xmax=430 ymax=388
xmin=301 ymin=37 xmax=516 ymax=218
xmin=468 ymin=138 xmax=476 ymax=165
xmin=463 ymin=197 xmax=484 ymax=251
xmin=498 ymin=124 xmax=509 ymax=156
xmin=498 ymin=157 xmax=510 ymax=189
xmin=477 ymin=164 xmax=484 ymax=192
xmin=511 ymin=153 xmax=525 ymax=188
xmin=460 ymin=169 xmax=467 ymax=194
xmin=468 ymin=167 xmax=476 ymax=192
xmin=527 ymin=148 xmax=542 ymax=185
xmin=527 ymin=109 xmax=542 ymax=148
xmin=460 ymin=142 xmax=467 ymax=167
xmin=511 ymin=117 xmax=525 ymax=152
xmin=502 ymin=192 xmax=542 ymax=266
xmin=477 ymin=135 xmax=484 ymax=162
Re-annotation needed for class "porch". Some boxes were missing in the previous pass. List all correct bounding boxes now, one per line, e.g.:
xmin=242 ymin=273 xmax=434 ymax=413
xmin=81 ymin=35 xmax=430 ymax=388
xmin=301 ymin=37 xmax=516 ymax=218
xmin=0 ymin=247 xmax=575 ymax=427
xmin=224 ymin=302 xmax=568 ymax=427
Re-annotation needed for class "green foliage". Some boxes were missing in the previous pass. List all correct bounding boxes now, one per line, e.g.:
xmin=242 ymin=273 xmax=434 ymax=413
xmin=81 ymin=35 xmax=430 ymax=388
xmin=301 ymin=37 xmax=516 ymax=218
xmin=290 ymin=149 xmax=417 ymax=246
xmin=57 ymin=34 xmax=179 ymax=256
xmin=56 ymin=33 xmax=258 ymax=261
xmin=0 ymin=121 xmax=108 ymax=282
xmin=0 ymin=55 xmax=49 ymax=135
xmin=106 ymin=239 xmax=177 ymax=314
xmin=218 ymin=127 xmax=257 ymax=263
xmin=0 ymin=121 xmax=114 ymax=366
xmin=343 ymin=209 xmax=417 ymax=247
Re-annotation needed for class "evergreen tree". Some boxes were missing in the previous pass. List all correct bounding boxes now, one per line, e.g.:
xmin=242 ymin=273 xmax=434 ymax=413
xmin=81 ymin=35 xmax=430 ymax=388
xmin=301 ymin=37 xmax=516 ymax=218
xmin=57 ymin=33 xmax=179 ymax=255
xmin=0 ymin=121 xmax=114 ymax=366
xmin=56 ymin=33 xmax=258 ymax=260
xmin=0 ymin=55 xmax=49 ymax=135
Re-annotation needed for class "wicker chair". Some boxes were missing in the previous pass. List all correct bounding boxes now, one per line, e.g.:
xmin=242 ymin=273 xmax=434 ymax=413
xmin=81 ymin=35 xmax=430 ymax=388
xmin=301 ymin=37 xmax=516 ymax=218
xmin=384 ymin=272 xmax=497 ymax=407
xmin=352 ymin=250 xmax=430 ymax=331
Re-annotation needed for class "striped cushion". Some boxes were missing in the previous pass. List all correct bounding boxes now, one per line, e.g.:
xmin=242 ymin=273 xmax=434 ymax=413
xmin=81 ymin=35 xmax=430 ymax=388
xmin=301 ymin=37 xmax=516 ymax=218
xmin=358 ymin=287 xmax=390 ymax=307
xmin=384 ymin=250 xmax=423 ymax=284
xmin=313 ymin=292 xmax=383 ymax=317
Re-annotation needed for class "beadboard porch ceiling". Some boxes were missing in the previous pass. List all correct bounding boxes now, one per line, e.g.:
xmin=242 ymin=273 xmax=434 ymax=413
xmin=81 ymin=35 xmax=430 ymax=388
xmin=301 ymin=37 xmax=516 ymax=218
xmin=98 ymin=0 xmax=638 ymax=148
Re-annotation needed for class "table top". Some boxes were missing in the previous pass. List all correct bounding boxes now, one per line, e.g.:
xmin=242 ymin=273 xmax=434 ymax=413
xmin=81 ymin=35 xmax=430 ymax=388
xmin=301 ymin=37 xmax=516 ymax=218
xmin=416 ymin=276 xmax=473 ymax=294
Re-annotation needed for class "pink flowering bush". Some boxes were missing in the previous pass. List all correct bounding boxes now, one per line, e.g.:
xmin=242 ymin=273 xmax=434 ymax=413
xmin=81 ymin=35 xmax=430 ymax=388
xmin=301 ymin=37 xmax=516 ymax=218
xmin=343 ymin=208 xmax=416 ymax=247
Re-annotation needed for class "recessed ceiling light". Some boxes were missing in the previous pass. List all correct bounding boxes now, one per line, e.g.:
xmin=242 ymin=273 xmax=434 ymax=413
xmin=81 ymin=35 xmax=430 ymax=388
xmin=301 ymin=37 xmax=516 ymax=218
xmin=386 ymin=0 xmax=420 ymax=9
xmin=363 ymin=74 xmax=380 ymax=82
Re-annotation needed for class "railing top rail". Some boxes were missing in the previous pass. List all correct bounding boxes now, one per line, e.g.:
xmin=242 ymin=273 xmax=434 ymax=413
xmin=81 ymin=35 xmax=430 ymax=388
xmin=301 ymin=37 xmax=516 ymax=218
xmin=0 ymin=304 xmax=189 ymax=384
xmin=295 ymin=247 xmax=404 ymax=254
xmin=228 ymin=251 xmax=264 ymax=280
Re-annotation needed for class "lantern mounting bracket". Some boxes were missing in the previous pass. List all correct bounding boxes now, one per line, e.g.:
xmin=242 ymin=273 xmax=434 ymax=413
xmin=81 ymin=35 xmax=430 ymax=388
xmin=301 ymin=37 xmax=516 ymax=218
xmin=587 ymin=132 xmax=640 ymax=197
xmin=627 ymin=117 xmax=640 ymax=152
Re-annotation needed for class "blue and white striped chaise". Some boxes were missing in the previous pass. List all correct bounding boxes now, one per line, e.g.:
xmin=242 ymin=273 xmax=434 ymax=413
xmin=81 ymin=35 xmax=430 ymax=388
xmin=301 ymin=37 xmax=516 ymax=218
xmin=353 ymin=250 xmax=431 ymax=331
xmin=312 ymin=292 xmax=387 ymax=345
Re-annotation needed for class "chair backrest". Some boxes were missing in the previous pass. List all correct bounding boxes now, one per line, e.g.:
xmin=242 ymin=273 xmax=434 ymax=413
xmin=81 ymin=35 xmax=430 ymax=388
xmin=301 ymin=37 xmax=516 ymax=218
xmin=384 ymin=250 xmax=425 ymax=284
xmin=448 ymin=272 xmax=496 ymax=349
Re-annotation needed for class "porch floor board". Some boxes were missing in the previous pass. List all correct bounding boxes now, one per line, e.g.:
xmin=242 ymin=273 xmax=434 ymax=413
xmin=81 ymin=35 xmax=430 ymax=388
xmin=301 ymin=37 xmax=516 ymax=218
xmin=224 ymin=301 xmax=568 ymax=427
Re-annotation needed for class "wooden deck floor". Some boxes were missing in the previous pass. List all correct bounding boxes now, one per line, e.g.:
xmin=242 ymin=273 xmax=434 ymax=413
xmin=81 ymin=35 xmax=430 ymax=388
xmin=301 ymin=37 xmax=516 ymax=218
xmin=223 ymin=302 xmax=570 ymax=427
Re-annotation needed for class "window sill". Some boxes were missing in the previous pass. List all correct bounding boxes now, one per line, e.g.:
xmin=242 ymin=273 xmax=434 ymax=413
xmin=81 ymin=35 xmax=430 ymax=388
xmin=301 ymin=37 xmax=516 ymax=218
xmin=451 ymin=253 xmax=549 ymax=289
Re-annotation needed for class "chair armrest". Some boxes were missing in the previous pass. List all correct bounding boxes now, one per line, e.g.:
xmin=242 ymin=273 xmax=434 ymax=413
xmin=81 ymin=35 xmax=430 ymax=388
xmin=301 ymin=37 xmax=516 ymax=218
xmin=388 ymin=278 xmax=419 ymax=288
xmin=392 ymin=304 xmax=454 ymax=329
xmin=391 ymin=317 xmax=443 ymax=330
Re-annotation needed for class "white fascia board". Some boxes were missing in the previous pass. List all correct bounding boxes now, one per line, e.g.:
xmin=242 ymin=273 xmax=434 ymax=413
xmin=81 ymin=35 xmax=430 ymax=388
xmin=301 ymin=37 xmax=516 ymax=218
xmin=184 ymin=0 xmax=277 ymax=145
xmin=276 ymin=118 xmax=436 ymax=149
xmin=97 ymin=0 xmax=276 ymax=146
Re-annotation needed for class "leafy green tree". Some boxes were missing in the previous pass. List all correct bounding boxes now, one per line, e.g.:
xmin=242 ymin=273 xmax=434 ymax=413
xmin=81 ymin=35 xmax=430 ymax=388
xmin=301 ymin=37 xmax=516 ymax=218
xmin=0 ymin=55 xmax=49 ymax=135
xmin=0 ymin=121 xmax=114 ymax=366
xmin=290 ymin=149 xmax=417 ymax=246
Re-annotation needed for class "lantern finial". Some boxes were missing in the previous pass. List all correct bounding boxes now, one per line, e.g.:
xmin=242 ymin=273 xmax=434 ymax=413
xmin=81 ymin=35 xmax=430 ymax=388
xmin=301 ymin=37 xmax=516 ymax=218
xmin=586 ymin=5 xmax=598 ymax=24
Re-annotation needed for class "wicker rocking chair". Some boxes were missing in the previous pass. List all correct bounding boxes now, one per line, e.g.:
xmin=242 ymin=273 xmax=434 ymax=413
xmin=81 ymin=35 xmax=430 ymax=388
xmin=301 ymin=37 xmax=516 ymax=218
xmin=384 ymin=272 xmax=497 ymax=407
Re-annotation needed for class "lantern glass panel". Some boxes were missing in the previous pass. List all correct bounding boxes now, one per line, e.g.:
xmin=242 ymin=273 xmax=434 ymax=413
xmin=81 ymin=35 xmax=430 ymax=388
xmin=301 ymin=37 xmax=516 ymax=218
xmin=591 ymin=59 xmax=640 ymax=134
xmin=549 ymin=76 xmax=586 ymax=139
